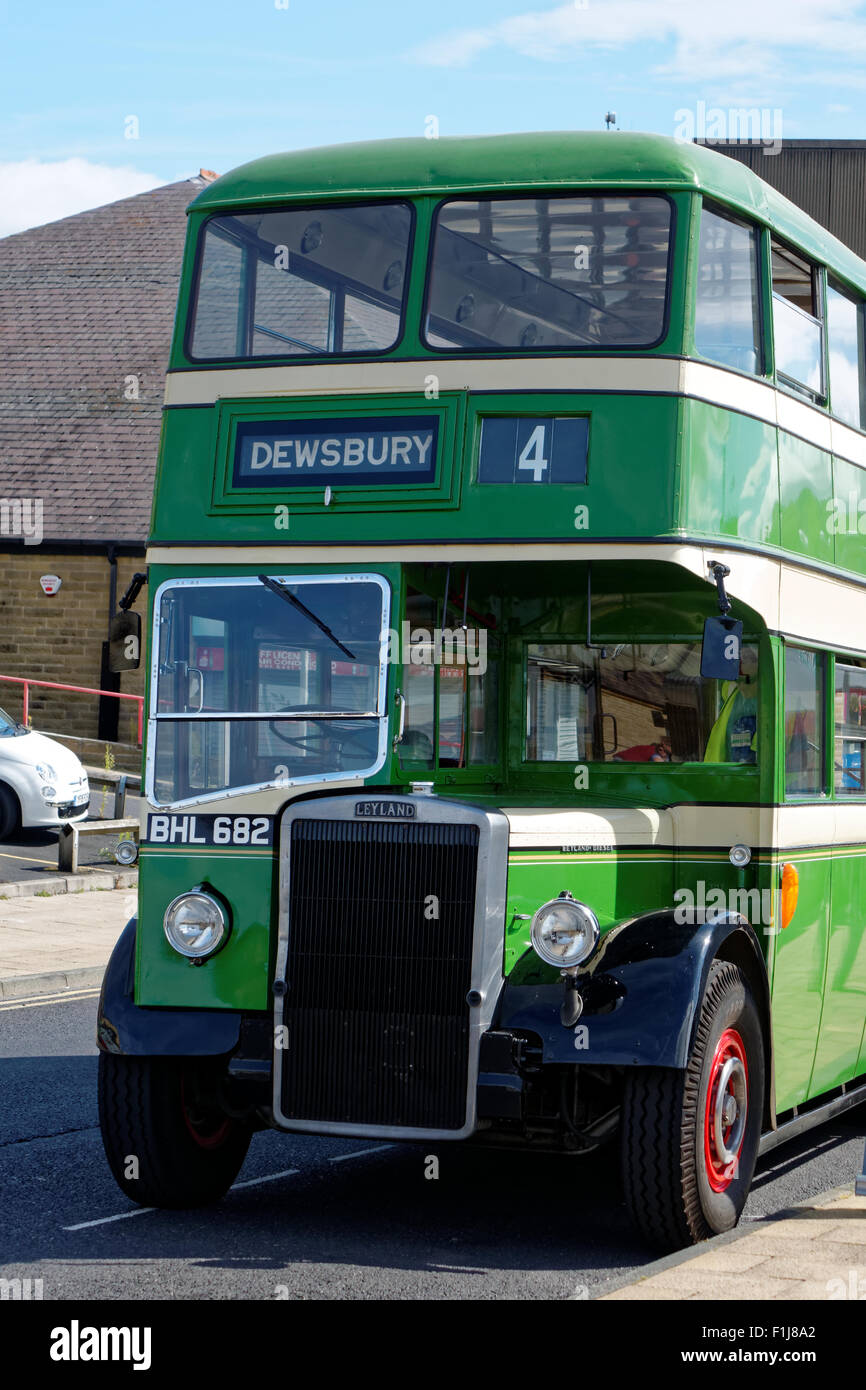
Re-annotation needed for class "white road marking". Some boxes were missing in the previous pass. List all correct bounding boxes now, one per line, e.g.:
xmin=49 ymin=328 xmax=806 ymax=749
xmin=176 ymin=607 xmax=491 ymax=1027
xmin=61 ymin=1167 xmax=301 ymax=1230
xmin=0 ymin=988 xmax=100 ymax=1011
xmin=231 ymin=1167 xmax=300 ymax=1190
xmin=61 ymin=1146 xmax=395 ymax=1231
xmin=328 ymin=1144 xmax=394 ymax=1163
xmin=63 ymin=1207 xmax=155 ymax=1231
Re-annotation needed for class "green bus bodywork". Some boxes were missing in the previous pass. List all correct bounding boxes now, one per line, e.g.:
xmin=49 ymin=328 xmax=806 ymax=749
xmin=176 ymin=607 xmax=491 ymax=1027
xmin=98 ymin=133 xmax=866 ymax=1248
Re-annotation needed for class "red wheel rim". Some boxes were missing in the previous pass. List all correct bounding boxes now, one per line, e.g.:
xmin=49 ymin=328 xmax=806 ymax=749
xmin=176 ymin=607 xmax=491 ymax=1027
xmin=703 ymin=1027 xmax=749 ymax=1193
xmin=180 ymin=1075 xmax=232 ymax=1150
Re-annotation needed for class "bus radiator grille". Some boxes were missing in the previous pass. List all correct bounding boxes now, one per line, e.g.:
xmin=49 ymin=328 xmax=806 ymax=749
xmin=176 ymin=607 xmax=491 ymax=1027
xmin=281 ymin=818 xmax=479 ymax=1129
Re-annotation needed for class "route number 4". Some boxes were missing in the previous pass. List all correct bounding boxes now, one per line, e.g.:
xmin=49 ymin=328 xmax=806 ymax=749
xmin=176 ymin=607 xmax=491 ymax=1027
xmin=517 ymin=425 xmax=549 ymax=482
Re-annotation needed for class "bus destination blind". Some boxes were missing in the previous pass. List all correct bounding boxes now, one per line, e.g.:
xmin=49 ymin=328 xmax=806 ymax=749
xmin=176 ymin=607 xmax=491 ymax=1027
xmin=478 ymin=416 xmax=588 ymax=484
xmin=233 ymin=415 xmax=438 ymax=487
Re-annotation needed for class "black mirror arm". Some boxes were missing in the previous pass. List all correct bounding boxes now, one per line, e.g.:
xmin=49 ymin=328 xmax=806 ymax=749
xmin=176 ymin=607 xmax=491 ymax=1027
xmin=708 ymin=561 xmax=732 ymax=615
xmin=119 ymin=572 xmax=147 ymax=611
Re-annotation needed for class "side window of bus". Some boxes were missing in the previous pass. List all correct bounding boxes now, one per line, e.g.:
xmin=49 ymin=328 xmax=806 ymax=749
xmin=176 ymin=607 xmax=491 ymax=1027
xmin=771 ymin=240 xmax=824 ymax=401
xmin=784 ymin=647 xmax=825 ymax=797
xmin=827 ymin=281 xmax=866 ymax=431
xmin=834 ymin=658 xmax=866 ymax=795
xmin=524 ymin=642 xmax=758 ymax=765
xmin=694 ymin=205 xmax=762 ymax=375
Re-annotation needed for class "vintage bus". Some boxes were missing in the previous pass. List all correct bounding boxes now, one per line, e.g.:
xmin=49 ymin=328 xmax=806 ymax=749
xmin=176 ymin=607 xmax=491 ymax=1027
xmin=97 ymin=132 xmax=866 ymax=1251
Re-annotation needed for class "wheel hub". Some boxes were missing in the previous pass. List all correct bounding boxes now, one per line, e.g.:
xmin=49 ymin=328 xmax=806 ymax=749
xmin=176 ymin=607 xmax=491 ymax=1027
xmin=704 ymin=1028 xmax=749 ymax=1192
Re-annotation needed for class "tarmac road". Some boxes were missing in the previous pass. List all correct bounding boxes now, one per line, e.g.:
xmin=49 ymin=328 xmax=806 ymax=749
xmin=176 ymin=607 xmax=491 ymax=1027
xmin=1 ymin=992 xmax=864 ymax=1301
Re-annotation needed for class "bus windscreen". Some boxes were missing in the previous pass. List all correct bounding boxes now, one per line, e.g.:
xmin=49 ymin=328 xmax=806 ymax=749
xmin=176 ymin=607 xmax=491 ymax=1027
xmin=424 ymin=195 xmax=671 ymax=352
xmin=189 ymin=203 xmax=413 ymax=361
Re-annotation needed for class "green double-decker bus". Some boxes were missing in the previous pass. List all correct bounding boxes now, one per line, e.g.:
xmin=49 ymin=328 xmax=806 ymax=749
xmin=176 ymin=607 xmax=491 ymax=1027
xmin=97 ymin=132 xmax=866 ymax=1251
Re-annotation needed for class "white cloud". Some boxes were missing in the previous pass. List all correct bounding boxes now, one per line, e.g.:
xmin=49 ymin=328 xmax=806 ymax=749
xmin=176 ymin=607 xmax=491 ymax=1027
xmin=409 ymin=0 xmax=866 ymax=91
xmin=0 ymin=159 xmax=164 ymax=238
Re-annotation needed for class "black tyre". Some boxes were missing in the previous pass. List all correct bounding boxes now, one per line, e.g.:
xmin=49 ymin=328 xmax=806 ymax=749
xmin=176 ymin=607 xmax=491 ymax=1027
xmin=621 ymin=959 xmax=764 ymax=1251
xmin=0 ymin=783 xmax=20 ymax=840
xmin=98 ymin=1053 xmax=252 ymax=1209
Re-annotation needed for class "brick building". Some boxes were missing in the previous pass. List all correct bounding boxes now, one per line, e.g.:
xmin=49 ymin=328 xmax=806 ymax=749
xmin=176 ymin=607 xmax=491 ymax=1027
xmin=0 ymin=172 xmax=215 ymax=758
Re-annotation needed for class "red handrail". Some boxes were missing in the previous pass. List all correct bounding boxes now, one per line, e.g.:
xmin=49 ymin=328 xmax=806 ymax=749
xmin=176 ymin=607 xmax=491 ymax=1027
xmin=0 ymin=674 xmax=144 ymax=745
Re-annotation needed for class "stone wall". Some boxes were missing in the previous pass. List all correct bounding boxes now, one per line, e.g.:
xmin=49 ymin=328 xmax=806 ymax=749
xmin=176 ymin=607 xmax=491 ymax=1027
xmin=0 ymin=550 xmax=146 ymax=746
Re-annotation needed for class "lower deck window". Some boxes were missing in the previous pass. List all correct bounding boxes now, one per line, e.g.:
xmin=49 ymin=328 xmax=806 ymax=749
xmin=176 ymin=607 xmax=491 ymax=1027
xmin=525 ymin=641 xmax=758 ymax=764
xmin=835 ymin=660 xmax=866 ymax=795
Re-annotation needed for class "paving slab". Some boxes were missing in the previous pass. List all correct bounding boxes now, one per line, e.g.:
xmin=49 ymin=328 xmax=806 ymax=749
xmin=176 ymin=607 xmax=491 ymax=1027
xmin=596 ymin=1186 xmax=866 ymax=1301
xmin=0 ymin=886 xmax=135 ymax=998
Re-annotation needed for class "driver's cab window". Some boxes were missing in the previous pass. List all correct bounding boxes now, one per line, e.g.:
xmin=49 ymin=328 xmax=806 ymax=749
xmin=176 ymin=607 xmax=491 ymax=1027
xmin=398 ymin=584 xmax=500 ymax=772
xmin=151 ymin=576 xmax=387 ymax=804
xmin=524 ymin=641 xmax=758 ymax=764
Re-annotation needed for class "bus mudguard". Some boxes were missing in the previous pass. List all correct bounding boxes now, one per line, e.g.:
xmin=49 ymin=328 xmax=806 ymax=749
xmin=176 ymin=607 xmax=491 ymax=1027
xmin=96 ymin=918 xmax=243 ymax=1057
xmin=496 ymin=908 xmax=772 ymax=1076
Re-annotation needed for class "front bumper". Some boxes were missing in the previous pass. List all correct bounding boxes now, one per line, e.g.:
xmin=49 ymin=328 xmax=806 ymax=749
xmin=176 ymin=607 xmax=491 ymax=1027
xmin=19 ymin=785 xmax=90 ymax=828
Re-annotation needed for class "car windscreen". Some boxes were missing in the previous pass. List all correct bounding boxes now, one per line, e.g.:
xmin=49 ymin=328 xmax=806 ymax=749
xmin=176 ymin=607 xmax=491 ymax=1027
xmin=0 ymin=706 xmax=25 ymax=737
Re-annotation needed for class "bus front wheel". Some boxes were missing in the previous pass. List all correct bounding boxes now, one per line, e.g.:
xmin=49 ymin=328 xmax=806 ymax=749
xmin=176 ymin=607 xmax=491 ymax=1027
xmin=98 ymin=1053 xmax=252 ymax=1209
xmin=620 ymin=959 xmax=764 ymax=1252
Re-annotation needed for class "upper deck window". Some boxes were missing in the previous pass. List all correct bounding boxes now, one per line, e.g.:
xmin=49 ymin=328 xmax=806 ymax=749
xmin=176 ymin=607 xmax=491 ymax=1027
xmin=827 ymin=281 xmax=866 ymax=430
xmin=424 ymin=195 xmax=671 ymax=352
xmin=694 ymin=205 xmax=761 ymax=374
xmin=188 ymin=203 xmax=413 ymax=362
xmin=771 ymin=240 xmax=824 ymax=399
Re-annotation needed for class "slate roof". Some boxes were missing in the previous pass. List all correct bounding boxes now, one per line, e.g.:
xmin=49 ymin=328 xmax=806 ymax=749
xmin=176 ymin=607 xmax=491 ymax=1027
xmin=0 ymin=176 xmax=212 ymax=545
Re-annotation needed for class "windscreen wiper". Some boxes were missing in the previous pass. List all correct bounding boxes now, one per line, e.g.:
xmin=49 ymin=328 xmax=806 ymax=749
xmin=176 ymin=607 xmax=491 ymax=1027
xmin=257 ymin=575 xmax=356 ymax=660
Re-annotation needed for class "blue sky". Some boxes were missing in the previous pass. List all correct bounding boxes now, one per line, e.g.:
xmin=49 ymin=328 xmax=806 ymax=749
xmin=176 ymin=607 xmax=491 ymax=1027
xmin=1 ymin=0 xmax=865 ymax=234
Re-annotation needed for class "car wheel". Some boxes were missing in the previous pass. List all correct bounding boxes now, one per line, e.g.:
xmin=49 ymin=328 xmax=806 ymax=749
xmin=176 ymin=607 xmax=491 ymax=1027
xmin=620 ymin=959 xmax=764 ymax=1252
xmin=0 ymin=783 xmax=21 ymax=840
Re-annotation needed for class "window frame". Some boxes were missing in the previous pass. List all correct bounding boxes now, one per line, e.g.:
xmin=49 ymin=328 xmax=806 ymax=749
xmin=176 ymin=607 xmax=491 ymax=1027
xmin=693 ymin=199 xmax=765 ymax=378
xmin=420 ymin=190 xmax=678 ymax=358
xmin=146 ymin=572 xmax=392 ymax=808
xmin=782 ymin=643 xmax=828 ymax=801
xmin=832 ymin=651 xmax=866 ymax=798
xmin=184 ymin=200 xmax=417 ymax=366
xmin=770 ymin=236 xmax=827 ymax=403
xmin=519 ymin=634 xmax=760 ymax=768
xmin=826 ymin=276 xmax=866 ymax=432
xmin=395 ymin=636 xmax=503 ymax=782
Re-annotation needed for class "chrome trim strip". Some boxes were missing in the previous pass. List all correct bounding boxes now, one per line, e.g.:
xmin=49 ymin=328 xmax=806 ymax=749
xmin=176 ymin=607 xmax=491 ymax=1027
xmin=271 ymin=792 xmax=510 ymax=1140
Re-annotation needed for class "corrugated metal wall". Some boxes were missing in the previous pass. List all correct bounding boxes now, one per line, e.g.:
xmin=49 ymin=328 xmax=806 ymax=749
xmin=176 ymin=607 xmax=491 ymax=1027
xmin=700 ymin=142 xmax=866 ymax=261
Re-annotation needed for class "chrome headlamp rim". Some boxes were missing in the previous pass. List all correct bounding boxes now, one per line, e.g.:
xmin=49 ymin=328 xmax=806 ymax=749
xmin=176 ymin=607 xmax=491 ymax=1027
xmin=529 ymin=894 xmax=600 ymax=970
xmin=163 ymin=889 xmax=228 ymax=959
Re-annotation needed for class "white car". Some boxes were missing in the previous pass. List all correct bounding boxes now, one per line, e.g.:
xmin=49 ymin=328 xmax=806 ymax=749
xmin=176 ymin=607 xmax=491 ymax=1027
xmin=0 ymin=706 xmax=90 ymax=838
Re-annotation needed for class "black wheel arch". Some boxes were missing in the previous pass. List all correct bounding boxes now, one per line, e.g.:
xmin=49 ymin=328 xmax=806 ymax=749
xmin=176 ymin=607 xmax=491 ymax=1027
xmin=97 ymin=916 xmax=243 ymax=1057
xmin=495 ymin=906 xmax=774 ymax=1122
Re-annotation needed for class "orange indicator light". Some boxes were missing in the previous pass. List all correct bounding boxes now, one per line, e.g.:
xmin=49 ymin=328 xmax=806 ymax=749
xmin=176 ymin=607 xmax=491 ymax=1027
xmin=780 ymin=863 xmax=799 ymax=929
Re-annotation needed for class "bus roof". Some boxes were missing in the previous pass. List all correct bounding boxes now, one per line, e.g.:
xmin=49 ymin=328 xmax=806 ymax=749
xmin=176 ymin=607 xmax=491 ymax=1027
xmin=189 ymin=131 xmax=866 ymax=291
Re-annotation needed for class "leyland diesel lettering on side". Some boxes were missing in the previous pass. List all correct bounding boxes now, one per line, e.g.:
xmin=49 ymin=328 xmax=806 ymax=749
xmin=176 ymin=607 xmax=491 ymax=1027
xmin=97 ymin=133 xmax=866 ymax=1252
